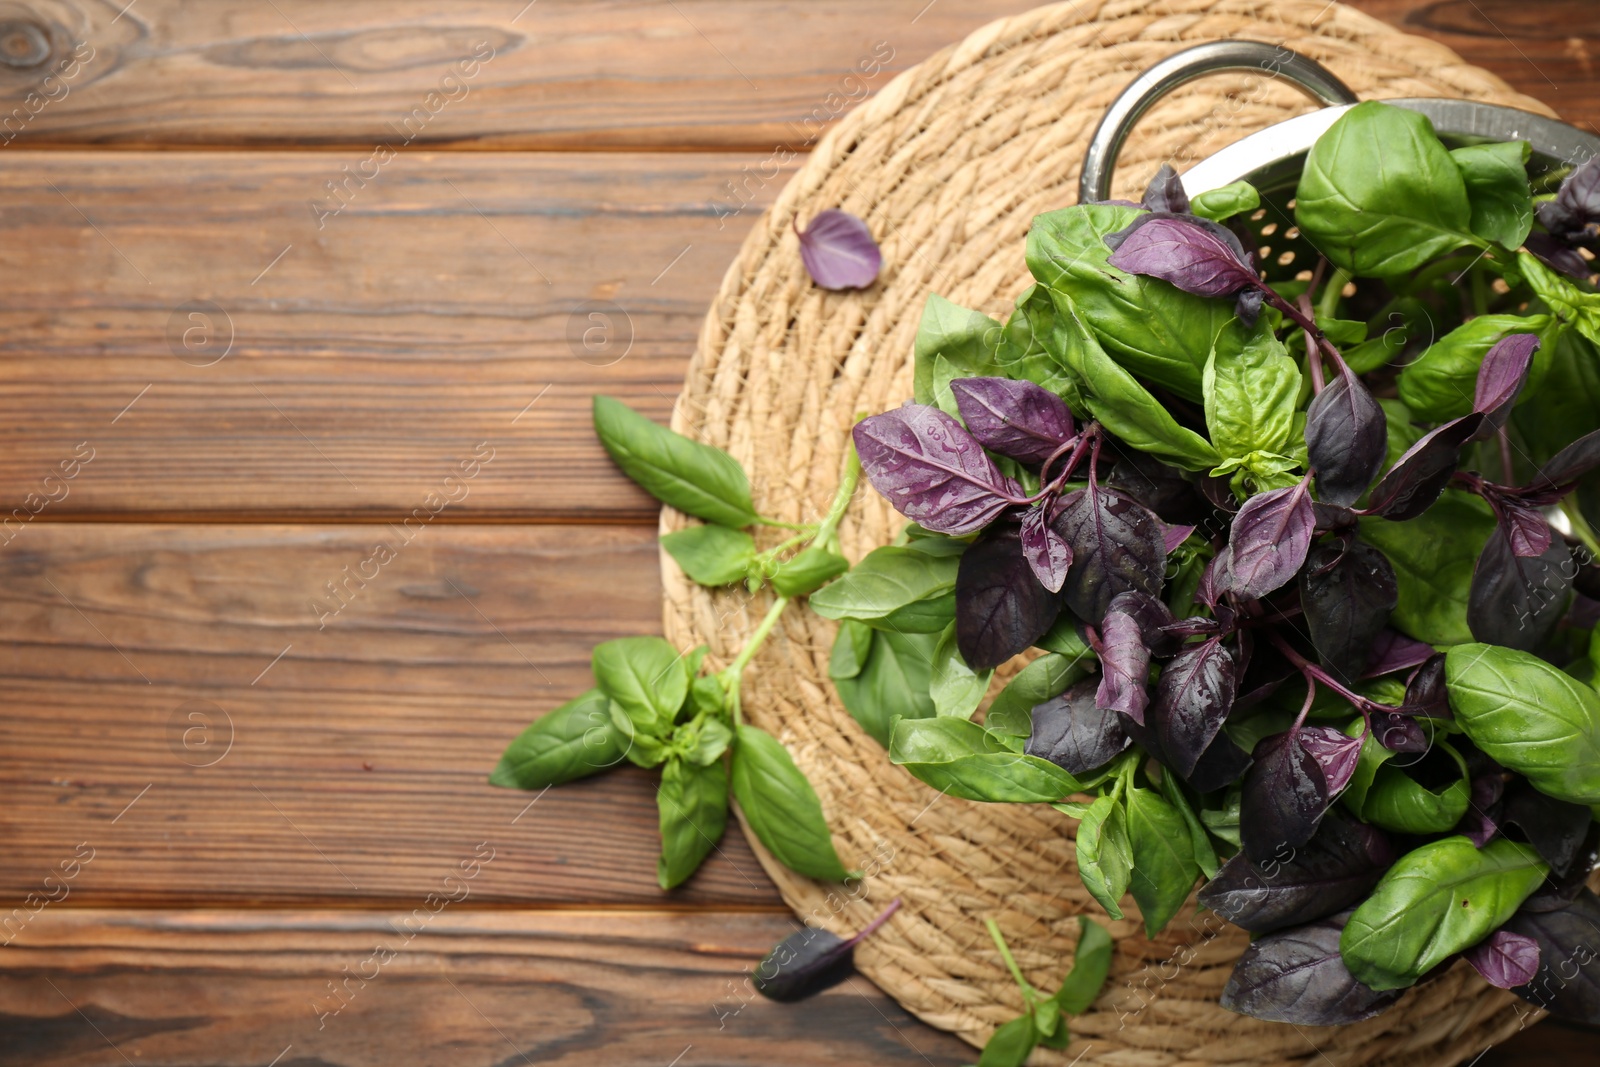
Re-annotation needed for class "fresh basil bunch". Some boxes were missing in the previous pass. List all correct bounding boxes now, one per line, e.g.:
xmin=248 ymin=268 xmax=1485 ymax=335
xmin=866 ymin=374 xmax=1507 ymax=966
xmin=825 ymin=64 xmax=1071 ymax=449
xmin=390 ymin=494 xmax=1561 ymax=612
xmin=834 ymin=101 xmax=1600 ymax=1026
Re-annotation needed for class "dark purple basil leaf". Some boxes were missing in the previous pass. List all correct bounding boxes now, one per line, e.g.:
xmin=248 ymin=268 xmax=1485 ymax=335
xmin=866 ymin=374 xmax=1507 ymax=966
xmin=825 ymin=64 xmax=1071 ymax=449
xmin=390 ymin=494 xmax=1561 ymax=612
xmin=1525 ymin=231 xmax=1593 ymax=280
xmin=1187 ymin=731 xmax=1254 ymax=793
xmin=1219 ymin=481 xmax=1316 ymax=600
xmin=1403 ymin=653 xmax=1449 ymax=717
xmin=954 ymin=523 xmax=1062 ymax=670
xmin=1054 ymin=484 xmax=1167 ymax=625
xmin=1200 ymin=472 xmax=1241 ymax=515
xmin=1105 ymin=446 xmax=1210 ymax=526
xmin=1460 ymin=769 xmax=1506 ymax=846
xmin=1162 ymin=522 xmax=1196 ymax=555
xmin=1149 ymin=636 xmax=1236 ymax=777
xmin=949 ymin=377 xmax=1074 ymax=466
xmin=1194 ymin=553 xmax=1227 ymax=610
xmin=1106 ymin=213 xmax=1261 ymax=298
xmin=796 ymin=209 xmax=882 ymax=290
xmin=1533 ymin=427 xmax=1600 ymax=491
xmin=1236 ymin=640 xmax=1296 ymax=713
xmin=1473 ymin=333 xmax=1541 ymax=425
xmin=1313 ymin=502 xmax=1358 ymax=534
xmin=1198 ymin=811 xmax=1393 ymax=934
xmin=1220 ymin=911 xmax=1403 ymax=1025
xmin=1500 ymin=504 xmax=1553 ymax=558
xmin=1299 ymin=540 xmax=1398 ymax=685
xmin=1235 ymin=285 xmax=1266 ymax=329
xmin=1523 ymin=826 xmax=1600 ymax=912
xmin=1465 ymin=931 xmax=1542 ymax=990
xmin=1372 ymin=711 xmax=1429 ymax=754
xmin=1364 ymin=414 xmax=1486 ymax=521
xmin=1502 ymin=780 xmax=1595 ymax=877
xmin=1506 ymin=889 xmax=1600 ymax=1024
xmin=1107 ymin=590 xmax=1180 ymax=658
xmin=1468 ymin=524 xmax=1573 ymax=651
xmin=1297 ymin=726 xmax=1363 ymax=795
xmin=1096 ymin=608 xmax=1151 ymax=724
xmin=1363 ymin=630 xmax=1437 ymax=678
xmin=1549 ymin=155 xmax=1600 ymax=236
xmin=1026 ymin=678 xmax=1132 ymax=774
xmin=1141 ymin=163 xmax=1189 ymax=214
xmin=1240 ymin=730 xmax=1333 ymax=865
xmin=853 ymin=405 xmax=1020 ymax=536
xmin=1020 ymin=505 xmax=1072 ymax=594
xmin=753 ymin=900 xmax=901 ymax=1001
xmin=1305 ymin=364 xmax=1388 ymax=507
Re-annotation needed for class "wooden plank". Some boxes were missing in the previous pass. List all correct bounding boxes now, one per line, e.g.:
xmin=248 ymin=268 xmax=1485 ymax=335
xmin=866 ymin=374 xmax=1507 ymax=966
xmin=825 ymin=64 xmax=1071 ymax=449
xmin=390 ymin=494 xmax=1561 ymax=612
xmin=0 ymin=909 xmax=971 ymax=1066
xmin=0 ymin=522 xmax=782 ymax=906
xmin=0 ymin=0 xmax=1041 ymax=150
xmin=0 ymin=150 xmax=787 ymax=521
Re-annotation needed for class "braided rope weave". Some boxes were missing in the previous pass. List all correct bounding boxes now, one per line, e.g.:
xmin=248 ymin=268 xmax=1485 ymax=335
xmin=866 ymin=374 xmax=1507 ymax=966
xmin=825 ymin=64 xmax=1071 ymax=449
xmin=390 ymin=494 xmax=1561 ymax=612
xmin=661 ymin=2 xmax=1559 ymax=1062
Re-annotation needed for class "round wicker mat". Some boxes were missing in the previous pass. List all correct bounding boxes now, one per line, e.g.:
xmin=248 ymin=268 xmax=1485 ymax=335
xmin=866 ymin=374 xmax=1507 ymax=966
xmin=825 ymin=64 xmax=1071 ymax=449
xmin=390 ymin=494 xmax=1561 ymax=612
xmin=660 ymin=2 xmax=1559 ymax=1063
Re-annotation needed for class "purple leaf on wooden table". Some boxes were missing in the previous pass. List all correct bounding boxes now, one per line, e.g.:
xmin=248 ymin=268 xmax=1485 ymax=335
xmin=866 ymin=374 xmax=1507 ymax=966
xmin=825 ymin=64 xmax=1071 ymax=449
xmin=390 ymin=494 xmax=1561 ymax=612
xmin=1299 ymin=540 xmax=1398 ymax=685
xmin=1297 ymin=725 xmax=1363 ymax=795
xmin=1141 ymin=163 xmax=1190 ymax=214
xmin=853 ymin=405 xmax=1020 ymax=536
xmin=1240 ymin=729 xmax=1334 ymax=865
xmin=1053 ymin=483 xmax=1168 ymax=625
xmin=1363 ymin=413 xmax=1485 ymax=521
xmin=950 ymin=377 xmax=1074 ymax=466
xmin=1473 ymin=333 xmax=1541 ymax=426
xmin=1532 ymin=427 xmax=1600 ymax=491
xmin=795 ymin=209 xmax=882 ymax=290
xmin=1499 ymin=504 xmax=1553 ymax=558
xmin=1220 ymin=910 xmax=1403 ymax=1025
xmin=954 ymin=523 xmax=1061 ymax=670
xmin=1106 ymin=213 xmax=1261 ymax=299
xmin=1305 ymin=363 xmax=1388 ymax=507
xmin=1026 ymin=678 xmax=1132 ymax=775
xmin=1465 ymin=931 xmax=1542 ymax=990
xmin=1459 ymin=769 xmax=1505 ymax=846
xmin=1020 ymin=505 xmax=1072 ymax=593
xmin=1506 ymin=890 xmax=1600 ymax=1024
xmin=1468 ymin=524 xmax=1572 ymax=651
xmin=1363 ymin=630 xmax=1437 ymax=678
xmin=1218 ymin=479 xmax=1316 ymax=600
xmin=1371 ymin=711 xmax=1429 ymax=754
xmin=1149 ymin=636 xmax=1236 ymax=777
xmin=753 ymin=898 xmax=901 ymax=1002
xmin=1501 ymin=781 xmax=1596 ymax=877
xmin=1096 ymin=607 xmax=1152 ymax=724
xmin=1198 ymin=811 xmax=1394 ymax=934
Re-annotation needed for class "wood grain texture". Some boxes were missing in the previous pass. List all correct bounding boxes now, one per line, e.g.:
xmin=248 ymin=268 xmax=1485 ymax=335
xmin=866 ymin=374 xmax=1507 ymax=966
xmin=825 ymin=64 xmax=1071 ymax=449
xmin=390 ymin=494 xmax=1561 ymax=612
xmin=0 ymin=150 xmax=789 ymax=521
xmin=0 ymin=522 xmax=783 ymax=906
xmin=0 ymin=909 xmax=970 ymax=1066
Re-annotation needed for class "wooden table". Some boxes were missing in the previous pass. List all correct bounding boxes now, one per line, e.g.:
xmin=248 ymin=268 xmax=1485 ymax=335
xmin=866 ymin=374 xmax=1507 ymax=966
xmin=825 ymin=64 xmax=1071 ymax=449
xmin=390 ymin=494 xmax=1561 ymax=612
xmin=0 ymin=2 xmax=1592 ymax=1063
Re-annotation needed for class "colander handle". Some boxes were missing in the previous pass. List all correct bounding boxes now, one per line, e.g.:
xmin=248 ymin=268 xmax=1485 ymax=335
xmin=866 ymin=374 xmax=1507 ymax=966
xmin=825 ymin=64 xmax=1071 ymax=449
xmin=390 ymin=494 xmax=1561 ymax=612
xmin=1078 ymin=41 xmax=1358 ymax=204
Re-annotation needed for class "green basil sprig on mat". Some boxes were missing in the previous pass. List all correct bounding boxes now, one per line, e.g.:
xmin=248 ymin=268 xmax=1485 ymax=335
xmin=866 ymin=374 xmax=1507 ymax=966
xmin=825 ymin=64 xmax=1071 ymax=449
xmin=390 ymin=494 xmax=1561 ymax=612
xmin=976 ymin=916 xmax=1113 ymax=1066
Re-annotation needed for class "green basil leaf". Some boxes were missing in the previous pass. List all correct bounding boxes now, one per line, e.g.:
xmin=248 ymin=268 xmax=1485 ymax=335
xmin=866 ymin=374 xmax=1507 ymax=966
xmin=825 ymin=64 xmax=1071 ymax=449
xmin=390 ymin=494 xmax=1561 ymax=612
xmin=914 ymin=294 xmax=1001 ymax=405
xmin=827 ymin=619 xmax=874 ymax=681
xmin=1125 ymin=786 xmax=1198 ymax=936
xmin=592 ymin=396 xmax=758 ymax=527
xmin=1199 ymin=786 xmax=1242 ymax=848
xmin=1513 ymin=327 xmax=1600 ymax=466
xmin=679 ymin=715 xmax=733 ymax=767
xmin=731 ymin=724 xmax=850 ymax=881
xmin=1295 ymin=101 xmax=1483 ymax=277
xmin=889 ymin=716 xmax=1084 ymax=802
xmin=1075 ymin=793 xmax=1132 ymax=921
xmin=592 ymin=636 xmax=689 ymax=736
xmin=1338 ymin=724 xmax=1392 ymax=819
xmin=1360 ymin=741 xmax=1470 ymax=834
xmin=1050 ymin=916 xmax=1114 ymax=1015
xmin=1358 ymin=493 xmax=1494 ymax=645
xmin=656 ymin=756 xmax=730 ymax=889
xmin=1345 ymin=296 xmax=1434 ymax=374
xmin=985 ymin=652 xmax=1092 ymax=737
xmin=1446 ymin=643 xmax=1600 ymax=805
xmin=1397 ymin=313 xmax=1554 ymax=421
xmin=1204 ymin=325 xmax=1301 ymax=461
xmin=808 ymin=545 xmax=959 ymax=631
xmin=1036 ymin=616 xmax=1093 ymax=659
xmin=490 ymin=688 xmax=626 ymax=789
xmin=977 ymin=1013 xmax=1038 ymax=1067
xmin=1341 ymin=836 xmax=1548 ymax=991
xmin=1160 ymin=771 xmax=1219 ymax=880
xmin=833 ymin=628 xmax=940 ymax=747
xmin=931 ymin=622 xmax=993 ymax=719
xmin=609 ymin=704 xmax=669 ymax=768
xmin=1190 ymin=181 xmax=1261 ymax=222
xmin=770 ymin=546 xmax=850 ymax=597
xmin=1450 ymin=140 xmax=1534 ymax=248
xmin=995 ymin=284 xmax=1089 ymax=404
xmin=660 ymin=525 xmax=757 ymax=586
xmin=1027 ymin=203 xmax=1246 ymax=401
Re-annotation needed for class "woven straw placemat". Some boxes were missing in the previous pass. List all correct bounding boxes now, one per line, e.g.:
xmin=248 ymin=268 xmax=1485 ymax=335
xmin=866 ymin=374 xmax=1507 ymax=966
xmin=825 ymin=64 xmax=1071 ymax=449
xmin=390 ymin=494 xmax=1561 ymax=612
xmin=660 ymin=2 xmax=1560 ymax=1064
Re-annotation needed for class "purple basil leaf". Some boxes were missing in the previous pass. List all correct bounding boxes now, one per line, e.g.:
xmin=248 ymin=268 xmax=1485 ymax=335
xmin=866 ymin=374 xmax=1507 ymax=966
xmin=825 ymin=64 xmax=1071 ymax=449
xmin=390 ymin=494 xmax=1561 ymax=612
xmin=1525 ymin=231 xmax=1592 ymax=280
xmin=1468 ymin=524 xmax=1572 ymax=651
xmin=1020 ymin=505 xmax=1072 ymax=593
xmin=753 ymin=900 xmax=901 ymax=1001
xmin=1106 ymin=213 xmax=1261 ymax=298
xmin=1402 ymin=653 xmax=1451 ymax=719
xmin=1149 ymin=636 xmax=1236 ymax=777
xmin=1107 ymin=590 xmax=1180 ymax=658
xmin=1054 ymin=483 xmax=1167 ymax=625
xmin=1194 ymin=553 xmax=1226 ymax=610
xmin=796 ymin=209 xmax=881 ymax=290
xmin=1141 ymin=163 xmax=1190 ymax=214
xmin=1460 ymin=769 xmax=1506 ymax=846
xmin=1506 ymin=889 xmax=1600 ymax=1024
xmin=1105 ymin=446 xmax=1210 ymax=526
xmin=1533 ymin=427 xmax=1600 ymax=491
xmin=1186 ymin=731 xmax=1254 ymax=793
xmin=1313 ymin=502 xmax=1359 ymax=534
xmin=1240 ymin=730 xmax=1333 ymax=865
xmin=1305 ymin=363 xmax=1388 ymax=507
xmin=1525 ymin=825 xmax=1600 ymax=910
xmin=1220 ymin=910 xmax=1403 ymax=1025
xmin=1200 ymin=472 xmax=1242 ymax=515
xmin=1297 ymin=726 xmax=1363 ymax=795
xmin=950 ymin=377 xmax=1074 ymax=466
xmin=1161 ymin=522 xmax=1196 ymax=556
xmin=1198 ymin=811 xmax=1394 ymax=934
xmin=1502 ymin=780 xmax=1595 ymax=877
xmin=1372 ymin=711 xmax=1429 ymax=754
xmin=853 ymin=405 xmax=1019 ymax=536
xmin=1096 ymin=608 xmax=1152 ymax=724
xmin=1026 ymin=678 xmax=1132 ymax=774
xmin=954 ymin=523 xmax=1061 ymax=670
xmin=1363 ymin=630 xmax=1437 ymax=678
xmin=1548 ymin=155 xmax=1600 ymax=238
xmin=1298 ymin=540 xmax=1398 ymax=685
xmin=1465 ymin=931 xmax=1542 ymax=990
xmin=1364 ymin=413 xmax=1485 ymax=521
xmin=1473 ymin=333 xmax=1541 ymax=425
xmin=1219 ymin=481 xmax=1316 ymax=600
xmin=1500 ymin=504 xmax=1553 ymax=559
xmin=1236 ymin=640 xmax=1296 ymax=714
xmin=1235 ymin=285 xmax=1266 ymax=329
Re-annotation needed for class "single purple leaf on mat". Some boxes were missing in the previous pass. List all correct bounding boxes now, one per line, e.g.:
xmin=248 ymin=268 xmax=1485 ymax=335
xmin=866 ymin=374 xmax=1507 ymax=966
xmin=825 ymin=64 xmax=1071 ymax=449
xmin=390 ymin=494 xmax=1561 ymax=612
xmin=1372 ymin=711 xmax=1429 ymax=754
xmin=1053 ymin=483 xmax=1168 ymax=625
xmin=1364 ymin=413 xmax=1485 ymax=522
xmin=1305 ymin=363 xmax=1388 ymax=507
xmin=1162 ymin=522 xmax=1195 ymax=555
xmin=795 ymin=209 xmax=881 ymax=290
xmin=1363 ymin=630 xmax=1437 ymax=678
xmin=1106 ymin=213 xmax=1261 ymax=298
xmin=1298 ymin=540 xmax=1398 ymax=685
xmin=1106 ymin=590 xmax=1180 ymax=658
xmin=1468 ymin=525 xmax=1572 ymax=651
xmin=1500 ymin=504 xmax=1553 ymax=558
xmin=1149 ymin=636 xmax=1236 ymax=777
xmin=1219 ymin=480 xmax=1315 ymax=600
xmin=1505 ymin=890 xmax=1600 ymax=1023
xmin=853 ymin=405 xmax=1019 ymax=536
xmin=1533 ymin=427 xmax=1600 ymax=491
xmin=1096 ymin=608 xmax=1152 ymax=725
xmin=1473 ymin=333 xmax=1541 ymax=423
xmin=954 ymin=523 xmax=1061 ymax=670
xmin=1460 ymin=770 xmax=1505 ymax=846
xmin=753 ymin=899 xmax=902 ymax=1001
xmin=1028 ymin=678 xmax=1132 ymax=774
xmin=950 ymin=376 xmax=1074 ymax=466
xmin=1465 ymin=931 xmax=1542 ymax=990
xmin=1141 ymin=163 xmax=1190 ymax=214
xmin=1221 ymin=910 xmax=1403 ymax=1025
xmin=1020 ymin=504 xmax=1072 ymax=593
xmin=1297 ymin=726 xmax=1363 ymax=795
xmin=1240 ymin=730 xmax=1334 ymax=865
xmin=1525 ymin=231 xmax=1592 ymax=280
